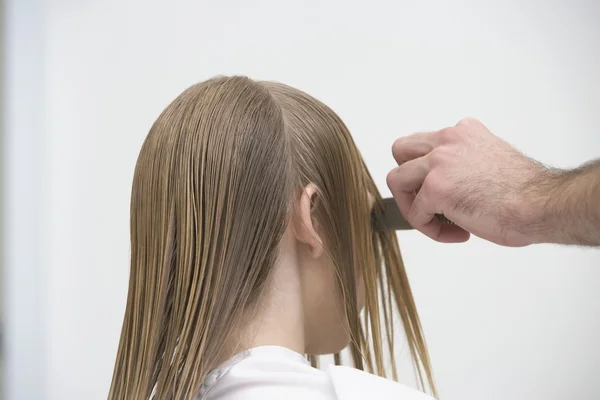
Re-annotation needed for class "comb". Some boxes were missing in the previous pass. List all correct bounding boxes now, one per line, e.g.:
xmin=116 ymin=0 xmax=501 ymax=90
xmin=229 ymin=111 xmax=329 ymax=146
xmin=372 ymin=197 xmax=455 ymax=231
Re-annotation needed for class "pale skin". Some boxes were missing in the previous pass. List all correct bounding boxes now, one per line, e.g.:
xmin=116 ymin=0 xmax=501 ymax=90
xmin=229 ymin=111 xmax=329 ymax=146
xmin=233 ymin=185 xmax=366 ymax=357
xmin=387 ymin=117 xmax=600 ymax=247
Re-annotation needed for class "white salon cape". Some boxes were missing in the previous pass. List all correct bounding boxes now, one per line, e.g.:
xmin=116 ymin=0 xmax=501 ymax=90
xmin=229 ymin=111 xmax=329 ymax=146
xmin=199 ymin=346 xmax=434 ymax=400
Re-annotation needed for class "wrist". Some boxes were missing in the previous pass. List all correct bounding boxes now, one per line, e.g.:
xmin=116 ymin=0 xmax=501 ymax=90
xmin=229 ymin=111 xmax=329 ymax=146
xmin=514 ymin=167 xmax=564 ymax=245
xmin=507 ymin=158 xmax=600 ymax=246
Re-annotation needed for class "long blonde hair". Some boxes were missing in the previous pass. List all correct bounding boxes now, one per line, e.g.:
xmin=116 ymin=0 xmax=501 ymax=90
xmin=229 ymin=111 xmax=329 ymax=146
xmin=108 ymin=76 xmax=436 ymax=399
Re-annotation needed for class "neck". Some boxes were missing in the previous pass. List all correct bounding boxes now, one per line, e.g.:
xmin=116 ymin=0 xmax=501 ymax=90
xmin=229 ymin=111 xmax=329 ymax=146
xmin=232 ymin=246 xmax=306 ymax=356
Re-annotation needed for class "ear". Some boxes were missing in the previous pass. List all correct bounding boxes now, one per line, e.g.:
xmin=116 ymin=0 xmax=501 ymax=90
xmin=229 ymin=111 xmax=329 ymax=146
xmin=293 ymin=184 xmax=324 ymax=259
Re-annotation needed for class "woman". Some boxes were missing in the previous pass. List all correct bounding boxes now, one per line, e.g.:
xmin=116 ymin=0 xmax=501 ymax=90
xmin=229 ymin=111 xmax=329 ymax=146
xmin=108 ymin=76 xmax=437 ymax=399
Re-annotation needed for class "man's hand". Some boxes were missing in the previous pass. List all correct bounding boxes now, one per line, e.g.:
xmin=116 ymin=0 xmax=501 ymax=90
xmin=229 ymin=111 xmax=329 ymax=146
xmin=387 ymin=118 xmax=552 ymax=247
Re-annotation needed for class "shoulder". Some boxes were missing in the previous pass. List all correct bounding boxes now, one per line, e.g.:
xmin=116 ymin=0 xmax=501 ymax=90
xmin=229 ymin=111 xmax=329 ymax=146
xmin=326 ymin=365 xmax=436 ymax=400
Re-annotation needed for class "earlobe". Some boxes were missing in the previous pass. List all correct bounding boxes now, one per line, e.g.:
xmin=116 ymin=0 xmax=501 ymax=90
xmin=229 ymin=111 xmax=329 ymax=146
xmin=293 ymin=184 xmax=324 ymax=258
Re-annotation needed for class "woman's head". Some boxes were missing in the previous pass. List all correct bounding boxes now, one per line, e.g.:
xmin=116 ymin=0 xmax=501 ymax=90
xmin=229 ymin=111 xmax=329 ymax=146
xmin=109 ymin=76 xmax=436 ymax=399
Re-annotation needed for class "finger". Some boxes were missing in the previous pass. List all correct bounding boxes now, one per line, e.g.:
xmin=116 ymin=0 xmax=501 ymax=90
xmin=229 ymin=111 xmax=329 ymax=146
xmin=407 ymin=188 xmax=440 ymax=237
xmin=387 ymin=167 xmax=416 ymax=227
xmin=388 ymin=176 xmax=470 ymax=243
xmin=389 ymin=189 xmax=416 ymax=232
xmin=391 ymin=131 xmax=443 ymax=165
xmin=435 ymin=223 xmax=471 ymax=243
xmin=408 ymin=181 xmax=471 ymax=243
xmin=386 ymin=156 xmax=430 ymax=194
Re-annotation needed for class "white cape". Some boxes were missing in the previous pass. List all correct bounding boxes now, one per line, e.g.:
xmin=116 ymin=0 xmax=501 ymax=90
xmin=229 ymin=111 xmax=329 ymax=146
xmin=201 ymin=346 xmax=435 ymax=400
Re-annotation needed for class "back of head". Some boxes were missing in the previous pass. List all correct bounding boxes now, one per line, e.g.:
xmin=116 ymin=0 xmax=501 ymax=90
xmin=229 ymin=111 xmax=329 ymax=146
xmin=109 ymin=76 xmax=436 ymax=399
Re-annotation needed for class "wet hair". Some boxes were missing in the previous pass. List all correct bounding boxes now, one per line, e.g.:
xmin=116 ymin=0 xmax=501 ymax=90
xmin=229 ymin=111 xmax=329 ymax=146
xmin=108 ymin=76 xmax=436 ymax=399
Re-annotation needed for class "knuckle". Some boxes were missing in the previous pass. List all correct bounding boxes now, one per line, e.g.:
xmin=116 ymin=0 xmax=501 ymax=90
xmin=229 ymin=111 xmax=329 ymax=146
xmin=457 ymin=116 xmax=479 ymax=126
xmin=438 ymin=127 xmax=456 ymax=143
xmin=423 ymin=172 xmax=448 ymax=198
xmin=420 ymin=176 xmax=437 ymax=197
xmin=386 ymin=168 xmax=400 ymax=190
xmin=428 ymin=147 xmax=449 ymax=166
xmin=391 ymin=137 xmax=404 ymax=158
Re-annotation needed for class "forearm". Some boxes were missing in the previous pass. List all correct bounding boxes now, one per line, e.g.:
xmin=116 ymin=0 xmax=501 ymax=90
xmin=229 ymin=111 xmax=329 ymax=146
xmin=526 ymin=159 xmax=600 ymax=246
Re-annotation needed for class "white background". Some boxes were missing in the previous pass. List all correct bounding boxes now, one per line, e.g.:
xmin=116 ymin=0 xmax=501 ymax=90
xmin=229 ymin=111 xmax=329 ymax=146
xmin=4 ymin=0 xmax=600 ymax=399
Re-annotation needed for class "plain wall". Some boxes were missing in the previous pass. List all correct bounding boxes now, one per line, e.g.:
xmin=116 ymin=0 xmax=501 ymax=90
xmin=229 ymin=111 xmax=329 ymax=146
xmin=3 ymin=0 xmax=46 ymax=399
xmin=4 ymin=0 xmax=600 ymax=399
xmin=0 ymin=0 xmax=4 ymax=395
